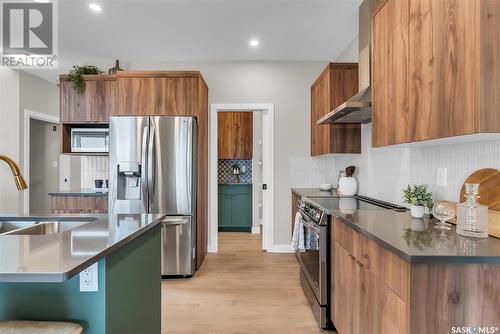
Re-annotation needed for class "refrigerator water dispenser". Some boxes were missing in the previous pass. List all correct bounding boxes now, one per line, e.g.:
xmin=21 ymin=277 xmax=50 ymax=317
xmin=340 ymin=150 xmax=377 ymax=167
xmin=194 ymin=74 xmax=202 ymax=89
xmin=117 ymin=162 xmax=142 ymax=200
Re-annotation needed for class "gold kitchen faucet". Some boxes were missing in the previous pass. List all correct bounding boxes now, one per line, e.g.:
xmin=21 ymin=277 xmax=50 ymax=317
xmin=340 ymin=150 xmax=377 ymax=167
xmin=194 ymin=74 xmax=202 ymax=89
xmin=0 ymin=155 xmax=28 ymax=190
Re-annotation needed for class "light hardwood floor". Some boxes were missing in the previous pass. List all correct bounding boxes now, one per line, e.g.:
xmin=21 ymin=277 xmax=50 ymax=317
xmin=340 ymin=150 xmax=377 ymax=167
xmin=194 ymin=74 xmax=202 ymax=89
xmin=162 ymin=232 xmax=326 ymax=334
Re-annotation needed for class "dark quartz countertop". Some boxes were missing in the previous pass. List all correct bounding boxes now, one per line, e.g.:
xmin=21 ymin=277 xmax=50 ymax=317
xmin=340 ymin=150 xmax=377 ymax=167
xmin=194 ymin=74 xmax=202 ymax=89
xmin=48 ymin=188 xmax=108 ymax=197
xmin=332 ymin=206 xmax=500 ymax=264
xmin=292 ymin=188 xmax=338 ymax=198
xmin=292 ymin=188 xmax=500 ymax=264
xmin=0 ymin=213 xmax=165 ymax=282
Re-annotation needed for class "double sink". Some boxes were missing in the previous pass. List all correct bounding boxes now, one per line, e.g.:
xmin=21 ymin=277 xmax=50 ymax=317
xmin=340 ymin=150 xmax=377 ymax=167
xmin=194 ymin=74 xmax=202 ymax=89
xmin=0 ymin=218 xmax=93 ymax=236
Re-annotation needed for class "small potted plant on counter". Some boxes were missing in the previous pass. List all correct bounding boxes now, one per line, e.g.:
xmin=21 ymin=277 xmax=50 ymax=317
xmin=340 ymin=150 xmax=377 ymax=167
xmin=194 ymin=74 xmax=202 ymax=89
xmin=403 ymin=184 xmax=433 ymax=218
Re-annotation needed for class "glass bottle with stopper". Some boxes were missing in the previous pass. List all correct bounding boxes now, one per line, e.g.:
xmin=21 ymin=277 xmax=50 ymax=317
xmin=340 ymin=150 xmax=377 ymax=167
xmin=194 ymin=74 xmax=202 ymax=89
xmin=456 ymin=183 xmax=489 ymax=238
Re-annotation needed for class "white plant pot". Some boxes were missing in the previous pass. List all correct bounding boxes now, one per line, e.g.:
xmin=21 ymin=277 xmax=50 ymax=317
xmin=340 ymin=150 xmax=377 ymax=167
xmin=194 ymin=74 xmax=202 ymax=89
xmin=410 ymin=205 xmax=425 ymax=218
xmin=338 ymin=177 xmax=357 ymax=196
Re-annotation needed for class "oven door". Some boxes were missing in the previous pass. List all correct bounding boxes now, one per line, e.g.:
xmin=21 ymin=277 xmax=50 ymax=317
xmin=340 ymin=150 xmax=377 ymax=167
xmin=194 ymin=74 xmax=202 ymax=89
xmin=296 ymin=213 xmax=328 ymax=306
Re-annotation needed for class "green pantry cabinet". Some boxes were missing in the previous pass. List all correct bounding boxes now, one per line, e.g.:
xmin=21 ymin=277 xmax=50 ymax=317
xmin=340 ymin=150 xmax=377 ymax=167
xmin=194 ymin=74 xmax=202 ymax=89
xmin=218 ymin=184 xmax=252 ymax=232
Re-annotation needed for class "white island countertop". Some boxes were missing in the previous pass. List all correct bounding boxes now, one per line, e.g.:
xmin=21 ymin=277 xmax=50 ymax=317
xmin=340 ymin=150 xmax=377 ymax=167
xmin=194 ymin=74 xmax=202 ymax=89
xmin=0 ymin=213 xmax=165 ymax=283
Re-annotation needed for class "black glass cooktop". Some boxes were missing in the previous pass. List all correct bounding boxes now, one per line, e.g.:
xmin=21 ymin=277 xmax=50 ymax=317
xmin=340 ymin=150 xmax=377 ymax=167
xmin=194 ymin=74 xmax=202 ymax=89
xmin=305 ymin=195 xmax=406 ymax=214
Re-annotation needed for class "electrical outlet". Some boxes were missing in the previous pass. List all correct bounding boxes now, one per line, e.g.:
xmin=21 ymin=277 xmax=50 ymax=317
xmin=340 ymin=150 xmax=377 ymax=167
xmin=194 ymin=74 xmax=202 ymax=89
xmin=437 ymin=168 xmax=447 ymax=187
xmin=80 ymin=262 xmax=98 ymax=292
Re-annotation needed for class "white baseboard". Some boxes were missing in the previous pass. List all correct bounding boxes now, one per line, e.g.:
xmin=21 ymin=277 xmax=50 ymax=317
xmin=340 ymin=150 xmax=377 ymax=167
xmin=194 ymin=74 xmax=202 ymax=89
xmin=251 ymin=226 xmax=260 ymax=234
xmin=207 ymin=243 xmax=217 ymax=253
xmin=268 ymin=244 xmax=293 ymax=253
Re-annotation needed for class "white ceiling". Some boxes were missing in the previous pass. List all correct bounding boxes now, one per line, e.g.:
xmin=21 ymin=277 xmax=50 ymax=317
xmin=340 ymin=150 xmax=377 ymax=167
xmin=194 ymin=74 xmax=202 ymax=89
xmin=26 ymin=0 xmax=361 ymax=81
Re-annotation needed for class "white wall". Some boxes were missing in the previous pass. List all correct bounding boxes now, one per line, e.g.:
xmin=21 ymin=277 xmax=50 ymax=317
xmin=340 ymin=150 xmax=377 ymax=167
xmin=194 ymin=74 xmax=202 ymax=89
xmin=0 ymin=69 xmax=59 ymax=214
xmin=127 ymin=61 xmax=324 ymax=245
xmin=0 ymin=68 xmax=20 ymax=213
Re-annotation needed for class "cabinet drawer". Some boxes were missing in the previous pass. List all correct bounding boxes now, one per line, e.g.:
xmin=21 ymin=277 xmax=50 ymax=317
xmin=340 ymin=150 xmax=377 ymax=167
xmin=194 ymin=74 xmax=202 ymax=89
xmin=333 ymin=218 xmax=409 ymax=301
xmin=333 ymin=218 xmax=363 ymax=259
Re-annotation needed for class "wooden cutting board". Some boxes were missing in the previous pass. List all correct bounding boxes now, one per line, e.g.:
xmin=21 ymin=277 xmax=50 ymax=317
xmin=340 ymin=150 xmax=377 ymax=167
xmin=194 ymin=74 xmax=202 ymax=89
xmin=460 ymin=168 xmax=500 ymax=210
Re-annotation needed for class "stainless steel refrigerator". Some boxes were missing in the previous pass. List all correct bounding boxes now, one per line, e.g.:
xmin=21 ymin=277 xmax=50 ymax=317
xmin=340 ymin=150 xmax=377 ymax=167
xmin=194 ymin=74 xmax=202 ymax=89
xmin=109 ymin=116 xmax=197 ymax=277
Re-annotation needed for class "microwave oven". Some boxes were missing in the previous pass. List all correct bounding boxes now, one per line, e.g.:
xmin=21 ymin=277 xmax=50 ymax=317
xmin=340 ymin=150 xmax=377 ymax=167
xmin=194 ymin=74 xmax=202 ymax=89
xmin=71 ymin=128 xmax=109 ymax=153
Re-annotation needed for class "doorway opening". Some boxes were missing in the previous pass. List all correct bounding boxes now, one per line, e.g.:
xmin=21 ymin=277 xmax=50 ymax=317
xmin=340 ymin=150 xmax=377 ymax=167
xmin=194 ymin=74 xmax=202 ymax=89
xmin=23 ymin=110 xmax=59 ymax=214
xmin=209 ymin=104 xmax=275 ymax=252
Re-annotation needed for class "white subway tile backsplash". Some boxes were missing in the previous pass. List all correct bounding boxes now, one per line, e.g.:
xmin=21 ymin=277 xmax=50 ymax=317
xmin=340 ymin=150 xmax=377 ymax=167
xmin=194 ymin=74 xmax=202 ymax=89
xmin=290 ymin=124 xmax=500 ymax=205
xmin=80 ymin=156 xmax=109 ymax=189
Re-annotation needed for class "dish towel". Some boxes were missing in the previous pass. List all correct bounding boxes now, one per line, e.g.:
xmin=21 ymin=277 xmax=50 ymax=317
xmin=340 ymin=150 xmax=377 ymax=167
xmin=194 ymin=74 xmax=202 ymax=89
xmin=305 ymin=229 xmax=318 ymax=250
xmin=291 ymin=212 xmax=305 ymax=252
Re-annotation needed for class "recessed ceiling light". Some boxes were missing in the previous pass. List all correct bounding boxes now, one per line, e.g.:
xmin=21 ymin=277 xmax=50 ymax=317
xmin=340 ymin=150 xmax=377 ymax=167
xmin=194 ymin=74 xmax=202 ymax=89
xmin=249 ymin=39 xmax=259 ymax=47
xmin=89 ymin=3 xmax=102 ymax=12
xmin=34 ymin=0 xmax=50 ymax=3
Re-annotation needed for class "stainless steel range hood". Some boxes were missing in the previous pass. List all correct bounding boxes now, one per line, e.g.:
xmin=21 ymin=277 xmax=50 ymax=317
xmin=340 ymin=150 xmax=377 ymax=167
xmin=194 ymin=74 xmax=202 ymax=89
xmin=318 ymin=0 xmax=374 ymax=125
xmin=317 ymin=87 xmax=371 ymax=124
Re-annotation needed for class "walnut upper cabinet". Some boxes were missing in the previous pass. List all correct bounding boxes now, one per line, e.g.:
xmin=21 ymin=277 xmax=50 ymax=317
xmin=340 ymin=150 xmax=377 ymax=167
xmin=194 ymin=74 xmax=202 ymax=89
xmin=371 ymin=0 xmax=410 ymax=146
xmin=115 ymin=71 xmax=198 ymax=116
xmin=311 ymin=63 xmax=361 ymax=156
xmin=372 ymin=0 xmax=500 ymax=147
xmin=60 ymin=75 xmax=116 ymax=123
xmin=218 ymin=112 xmax=253 ymax=159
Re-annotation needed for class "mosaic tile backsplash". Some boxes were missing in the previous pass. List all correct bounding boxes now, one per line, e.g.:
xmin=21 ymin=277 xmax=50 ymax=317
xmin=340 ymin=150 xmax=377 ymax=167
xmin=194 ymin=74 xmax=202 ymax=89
xmin=218 ymin=159 xmax=252 ymax=184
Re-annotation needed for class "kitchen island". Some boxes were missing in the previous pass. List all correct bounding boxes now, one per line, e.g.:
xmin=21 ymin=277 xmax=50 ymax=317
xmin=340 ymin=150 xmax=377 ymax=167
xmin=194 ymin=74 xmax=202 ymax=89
xmin=0 ymin=213 xmax=164 ymax=334
xmin=292 ymin=189 xmax=500 ymax=334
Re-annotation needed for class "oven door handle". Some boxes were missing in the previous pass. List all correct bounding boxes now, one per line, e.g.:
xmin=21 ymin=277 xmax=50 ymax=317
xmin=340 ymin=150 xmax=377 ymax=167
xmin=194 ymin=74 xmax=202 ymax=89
xmin=301 ymin=218 xmax=321 ymax=234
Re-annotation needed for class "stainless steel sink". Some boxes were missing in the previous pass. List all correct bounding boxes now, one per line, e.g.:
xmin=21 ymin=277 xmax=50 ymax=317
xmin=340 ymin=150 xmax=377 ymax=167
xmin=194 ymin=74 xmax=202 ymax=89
xmin=0 ymin=218 xmax=95 ymax=236
xmin=0 ymin=221 xmax=37 ymax=234
xmin=6 ymin=221 xmax=88 ymax=235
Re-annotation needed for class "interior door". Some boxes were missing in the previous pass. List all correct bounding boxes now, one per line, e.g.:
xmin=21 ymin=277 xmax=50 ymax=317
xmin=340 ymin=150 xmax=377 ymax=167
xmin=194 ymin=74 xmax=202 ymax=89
xmin=149 ymin=116 xmax=196 ymax=215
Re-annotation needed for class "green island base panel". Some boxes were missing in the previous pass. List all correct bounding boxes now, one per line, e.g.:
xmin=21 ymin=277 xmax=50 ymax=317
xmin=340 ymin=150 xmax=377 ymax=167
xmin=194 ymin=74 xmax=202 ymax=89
xmin=0 ymin=225 xmax=161 ymax=334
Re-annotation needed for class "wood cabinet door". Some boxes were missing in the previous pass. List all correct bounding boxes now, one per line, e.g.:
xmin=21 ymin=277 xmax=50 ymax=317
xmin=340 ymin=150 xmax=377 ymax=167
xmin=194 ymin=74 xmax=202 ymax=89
xmin=89 ymin=80 xmax=116 ymax=122
xmin=52 ymin=196 xmax=108 ymax=214
xmin=332 ymin=242 xmax=355 ymax=334
xmin=60 ymin=78 xmax=116 ymax=123
xmin=217 ymin=112 xmax=253 ymax=159
xmin=310 ymin=83 xmax=321 ymax=156
xmin=314 ymin=74 xmax=330 ymax=155
xmin=60 ymin=80 xmax=91 ymax=122
xmin=117 ymin=77 xmax=197 ymax=116
xmin=353 ymin=265 xmax=407 ymax=334
xmin=409 ymin=0 xmax=477 ymax=140
xmin=372 ymin=0 xmax=411 ymax=147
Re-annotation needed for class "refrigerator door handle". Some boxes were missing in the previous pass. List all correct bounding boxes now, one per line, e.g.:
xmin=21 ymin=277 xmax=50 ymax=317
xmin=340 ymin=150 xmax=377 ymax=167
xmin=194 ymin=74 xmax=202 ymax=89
xmin=162 ymin=218 xmax=189 ymax=225
xmin=141 ymin=126 xmax=149 ymax=211
xmin=148 ymin=122 xmax=156 ymax=208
